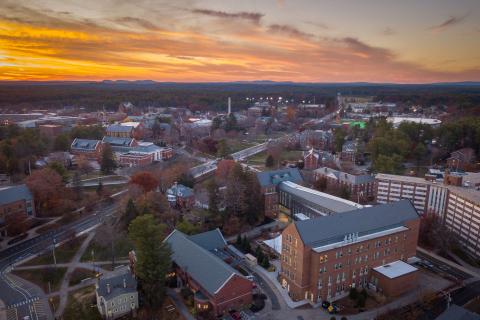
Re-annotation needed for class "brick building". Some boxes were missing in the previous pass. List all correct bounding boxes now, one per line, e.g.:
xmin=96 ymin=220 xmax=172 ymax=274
xmin=106 ymin=123 xmax=144 ymax=139
xmin=70 ymin=138 xmax=103 ymax=160
xmin=303 ymin=149 xmax=334 ymax=170
xmin=256 ymin=168 xmax=304 ymax=218
xmin=446 ymin=148 xmax=476 ymax=171
xmin=0 ymin=185 xmax=35 ymax=236
xmin=314 ymin=167 xmax=375 ymax=202
xmin=165 ymin=229 xmax=253 ymax=317
xmin=280 ymin=200 xmax=420 ymax=303
xmin=118 ymin=152 xmax=153 ymax=167
xmin=166 ymin=183 xmax=195 ymax=209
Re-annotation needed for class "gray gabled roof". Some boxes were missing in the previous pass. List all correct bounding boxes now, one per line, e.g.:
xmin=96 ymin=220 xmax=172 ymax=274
xmin=256 ymin=168 xmax=303 ymax=187
xmin=0 ymin=184 xmax=33 ymax=206
xmin=435 ymin=305 xmax=480 ymax=320
xmin=106 ymin=124 xmax=134 ymax=133
xmin=188 ymin=228 xmax=227 ymax=251
xmin=71 ymin=138 xmax=100 ymax=151
xmin=166 ymin=184 xmax=194 ymax=198
xmin=96 ymin=267 xmax=137 ymax=301
xmin=102 ymin=136 xmax=135 ymax=147
xmin=165 ymin=230 xmax=242 ymax=295
xmin=294 ymin=200 xmax=419 ymax=248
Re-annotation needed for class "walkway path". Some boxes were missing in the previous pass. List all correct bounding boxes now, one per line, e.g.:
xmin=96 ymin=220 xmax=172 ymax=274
xmin=226 ymin=221 xmax=286 ymax=242
xmin=54 ymin=232 xmax=95 ymax=317
xmin=13 ymin=260 xmax=130 ymax=272
xmin=167 ymin=288 xmax=195 ymax=320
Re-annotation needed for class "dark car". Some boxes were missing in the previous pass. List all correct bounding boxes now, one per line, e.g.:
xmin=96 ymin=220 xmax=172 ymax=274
xmin=229 ymin=310 xmax=242 ymax=320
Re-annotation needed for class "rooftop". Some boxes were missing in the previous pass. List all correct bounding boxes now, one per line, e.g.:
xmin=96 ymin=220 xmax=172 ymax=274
xmin=167 ymin=183 xmax=194 ymax=198
xmin=256 ymin=168 xmax=303 ymax=187
xmin=294 ymin=200 xmax=419 ymax=248
xmin=315 ymin=167 xmax=374 ymax=185
xmin=279 ymin=181 xmax=362 ymax=214
xmin=0 ymin=184 xmax=33 ymax=206
xmin=165 ymin=229 xmax=242 ymax=295
xmin=96 ymin=266 xmax=137 ymax=301
xmin=71 ymin=138 xmax=100 ymax=151
xmin=102 ymin=136 xmax=135 ymax=147
xmin=373 ymin=260 xmax=418 ymax=279
xmin=106 ymin=124 xmax=134 ymax=133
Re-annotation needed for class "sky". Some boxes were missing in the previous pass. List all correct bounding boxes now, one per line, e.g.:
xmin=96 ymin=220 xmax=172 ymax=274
xmin=0 ymin=0 xmax=479 ymax=83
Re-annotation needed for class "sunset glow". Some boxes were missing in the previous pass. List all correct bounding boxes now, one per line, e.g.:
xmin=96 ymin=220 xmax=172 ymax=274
xmin=1 ymin=0 xmax=479 ymax=83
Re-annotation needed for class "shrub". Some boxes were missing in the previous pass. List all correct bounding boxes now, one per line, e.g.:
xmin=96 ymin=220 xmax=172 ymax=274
xmin=349 ymin=288 xmax=358 ymax=300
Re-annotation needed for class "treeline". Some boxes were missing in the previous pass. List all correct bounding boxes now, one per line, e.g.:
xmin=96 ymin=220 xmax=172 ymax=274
xmin=2 ymin=82 xmax=478 ymax=112
xmin=367 ymin=117 xmax=480 ymax=174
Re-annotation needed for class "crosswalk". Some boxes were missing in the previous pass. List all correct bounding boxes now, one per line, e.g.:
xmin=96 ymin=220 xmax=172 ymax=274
xmin=5 ymin=297 xmax=48 ymax=320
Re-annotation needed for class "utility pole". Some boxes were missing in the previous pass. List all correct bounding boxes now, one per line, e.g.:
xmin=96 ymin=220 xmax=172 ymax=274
xmin=52 ymin=238 xmax=57 ymax=266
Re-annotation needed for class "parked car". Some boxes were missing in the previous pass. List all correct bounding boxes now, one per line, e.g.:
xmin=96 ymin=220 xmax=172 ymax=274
xmin=229 ymin=310 xmax=242 ymax=320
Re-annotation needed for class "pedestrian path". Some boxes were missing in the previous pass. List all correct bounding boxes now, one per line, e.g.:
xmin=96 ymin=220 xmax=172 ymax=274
xmin=167 ymin=289 xmax=195 ymax=320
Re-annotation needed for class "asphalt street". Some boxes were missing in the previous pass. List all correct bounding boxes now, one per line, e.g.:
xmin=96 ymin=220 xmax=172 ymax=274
xmin=0 ymin=202 xmax=119 ymax=320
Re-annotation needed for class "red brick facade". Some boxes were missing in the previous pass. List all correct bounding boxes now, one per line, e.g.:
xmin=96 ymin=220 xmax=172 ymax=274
xmin=176 ymin=267 xmax=252 ymax=316
xmin=118 ymin=153 xmax=153 ymax=167
xmin=280 ymin=218 xmax=420 ymax=303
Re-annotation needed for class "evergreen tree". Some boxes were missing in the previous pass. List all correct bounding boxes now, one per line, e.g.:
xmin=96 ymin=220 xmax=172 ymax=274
xmin=236 ymin=234 xmax=242 ymax=246
xmin=53 ymin=134 xmax=71 ymax=151
xmin=206 ymin=179 xmax=221 ymax=217
xmin=123 ymin=198 xmax=138 ymax=228
xmin=265 ymin=154 xmax=275 ymax=168
xmin=101 ymin=144 xmax=117 ymax=174
xmin=224 ymin=113 xmax=238 ymax=132
xmin=129 ymin=214 xmax=171 ymax=308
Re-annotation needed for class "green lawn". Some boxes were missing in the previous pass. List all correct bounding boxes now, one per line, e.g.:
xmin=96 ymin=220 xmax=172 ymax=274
xmin=80 ymin=237 xmax=133 ymax=263
xmin=226 ymin=139 xmax=257 ymax=153
xmin=245 ymin=150 xmax=303 ymax=170
xmin=21 ymin=235 xmax=86 ymax=266
xmin=63 ymin=286 xmax=102 ymax=320
xmin=69 ymin=268 xmax=96 ymax=286
xmin=13 ymin=267 xmax=67 ymax=293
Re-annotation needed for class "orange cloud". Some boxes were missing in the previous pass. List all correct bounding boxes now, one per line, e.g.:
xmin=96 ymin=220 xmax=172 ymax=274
xmin=0 ymin=2 xmax=479 ymax=83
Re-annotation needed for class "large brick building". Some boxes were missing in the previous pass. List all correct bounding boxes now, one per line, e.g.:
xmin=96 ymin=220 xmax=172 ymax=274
xmin=0 ymin=185 xmax=35 ymax=236
xmin=280 ymin=200 xmax=420 ymax=303
xmin=165 ymin=229 xmax=253 ymax=317
xmin=256 ymin=168 xmax=304 ymax=218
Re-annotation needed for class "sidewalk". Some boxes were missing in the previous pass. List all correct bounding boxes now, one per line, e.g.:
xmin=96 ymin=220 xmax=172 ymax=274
xmin=253 ymin=260 xmax=309 ymax=309
xmin=167 ymin=288 xmax=195 ymax=320
xmin=0 ymin=217 xmax=60 ymax=250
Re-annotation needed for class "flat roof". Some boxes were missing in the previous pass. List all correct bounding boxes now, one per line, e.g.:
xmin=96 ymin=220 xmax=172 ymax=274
xmin=373 ymin=260 xmax=418 ymax=279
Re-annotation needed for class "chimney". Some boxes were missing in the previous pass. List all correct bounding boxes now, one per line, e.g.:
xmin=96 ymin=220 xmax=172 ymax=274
xmin=228 ymin=97 xmax=231 ymax=115
xmin=123 ymin=278 xmax=127 ymax=288
xmin=106 ymin=283 xmax=110 ymax=294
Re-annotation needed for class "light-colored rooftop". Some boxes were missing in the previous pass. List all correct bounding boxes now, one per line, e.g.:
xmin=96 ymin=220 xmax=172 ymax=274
xmin=373 ymin=260 xmax=418 ymax=279
xmin=387 ymin=116 xmax=441 ymax=126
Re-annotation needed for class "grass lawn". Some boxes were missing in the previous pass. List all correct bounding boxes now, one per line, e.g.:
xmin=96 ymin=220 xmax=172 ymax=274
xmin=80 ymin=236 xmax=133 ymax=263
xmin=63 ymin=286 xmax=101 ymax=320
xmin=246 ymin=149 xmax=303 ymax=170
xmin=226 ymin=139 xmax=257 ymax=154
xmin=13 ymin=267 xmax=67 ymax=293
xmin=69 ymin=268 xmax=96 ymax=286
xmin=20 ymin=235 xmax=86 ymax=266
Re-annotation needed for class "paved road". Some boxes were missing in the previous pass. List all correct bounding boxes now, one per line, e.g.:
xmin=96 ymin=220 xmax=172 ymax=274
xmin=0 ymin=201 xmax=119 ymax=320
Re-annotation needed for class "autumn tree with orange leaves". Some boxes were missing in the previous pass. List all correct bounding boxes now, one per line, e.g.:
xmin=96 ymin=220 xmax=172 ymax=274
xmin=130 ymin=171 xmax=159 ymax=194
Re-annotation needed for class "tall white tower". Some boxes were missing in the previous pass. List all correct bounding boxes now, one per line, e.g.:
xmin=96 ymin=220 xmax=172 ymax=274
xmin=228 ymin=97 xmax=231 ymax=115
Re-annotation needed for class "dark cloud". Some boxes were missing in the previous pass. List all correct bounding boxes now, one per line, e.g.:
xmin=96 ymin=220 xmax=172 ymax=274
xmin=268 ymin=24 xmax=313 ymax=38
xmin=428 ymin=14 xmax=468 ymax=33
xmin=191 ymin=9 xmax=264 ymax=24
